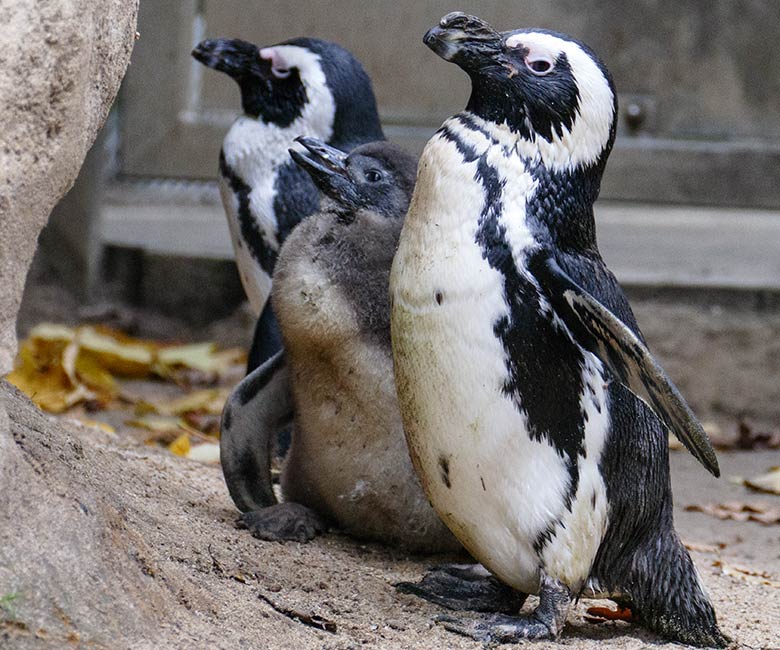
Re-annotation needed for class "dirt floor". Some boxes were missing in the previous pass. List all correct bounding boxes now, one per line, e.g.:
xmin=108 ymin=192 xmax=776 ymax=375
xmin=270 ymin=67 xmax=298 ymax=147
xmin=5 ymin=261 xmax=779 ymax=649
xmin=2 ymin=380 xmax=779 ymax=650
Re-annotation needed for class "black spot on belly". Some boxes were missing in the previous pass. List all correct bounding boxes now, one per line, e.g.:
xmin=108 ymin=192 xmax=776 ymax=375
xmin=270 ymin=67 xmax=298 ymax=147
xmin=590 ymin=490 xmax=597 ymax=508
xmin=434 ymin=290 xmax=443 ymax=305
xmin=480 ymin=476 xmax=486 ymax=491
xmin=438 ymin=456 xmax=451 ymax=489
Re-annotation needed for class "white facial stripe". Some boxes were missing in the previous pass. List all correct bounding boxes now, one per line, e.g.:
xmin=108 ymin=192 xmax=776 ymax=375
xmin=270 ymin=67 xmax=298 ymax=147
xmin=505 ymin=32 xmax=615 ymax=171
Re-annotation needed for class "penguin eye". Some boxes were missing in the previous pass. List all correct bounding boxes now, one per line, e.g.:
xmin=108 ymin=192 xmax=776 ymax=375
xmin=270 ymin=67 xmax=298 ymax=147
xmin=525 ymin=56 xmax=554 ymax=76
xmin=271 ymin=66 xmax=291 ymax=79
xmin=364 ymin=169 xmax=383 ymax=183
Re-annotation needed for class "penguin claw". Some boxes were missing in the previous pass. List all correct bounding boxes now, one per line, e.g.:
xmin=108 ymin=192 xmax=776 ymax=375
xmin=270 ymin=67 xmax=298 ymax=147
xmin=396 ymin=564 xmax=527 ymax=613
xmin=435 ymin=612 xmax=555 ymax=643
xmin=237 ymin=502 xmax=326 ymax=543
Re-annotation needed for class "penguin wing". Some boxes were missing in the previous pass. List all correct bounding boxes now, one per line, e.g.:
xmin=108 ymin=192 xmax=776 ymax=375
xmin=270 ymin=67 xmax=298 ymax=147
xmin=529 ymin=251 xmax=720 ymax=477
xmin=220 ymin=350 xmax=294 ymax=511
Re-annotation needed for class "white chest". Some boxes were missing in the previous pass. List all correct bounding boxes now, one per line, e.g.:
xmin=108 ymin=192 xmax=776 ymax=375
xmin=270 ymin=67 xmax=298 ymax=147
xmin=390 ymin=118 xmax=610 ymax=592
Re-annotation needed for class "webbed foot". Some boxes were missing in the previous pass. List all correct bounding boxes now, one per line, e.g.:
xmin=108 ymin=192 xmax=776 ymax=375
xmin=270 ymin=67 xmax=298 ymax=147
xmin=237 ymin=502 xmax=326 ymax=542
xmin=396 ymin=563 xmax=527 ymax=614
xmin=433 ymin=573 xmax=571 ymax=642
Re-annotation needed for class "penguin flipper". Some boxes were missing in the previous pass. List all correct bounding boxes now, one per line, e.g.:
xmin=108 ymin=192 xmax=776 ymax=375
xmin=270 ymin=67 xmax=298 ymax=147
xmin=529 ymin=252 xmax=720 ymax=477
xmin=246 ymin=301 xmax=285 ymax=373
xmin=220 ymin=350 xmax=293 ymax=511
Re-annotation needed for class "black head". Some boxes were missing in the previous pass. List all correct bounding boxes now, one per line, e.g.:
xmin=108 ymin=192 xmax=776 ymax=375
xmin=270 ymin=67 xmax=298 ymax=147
xmin=192 ymin=37 xmax=383 ymax=143
xmin=290 ymin=137 xmax=417 ymax=220
xmin=425 ymin=13 xmax=618 ymax=170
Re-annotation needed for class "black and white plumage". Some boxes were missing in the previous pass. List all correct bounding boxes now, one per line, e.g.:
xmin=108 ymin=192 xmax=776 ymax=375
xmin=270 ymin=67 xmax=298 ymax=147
xmin=192 ymin=37 xmax=384 ymax=369
xmin=390 ymin=13 xmax=725 ymax=646
xmin=219 ymin=139 xmax=462 ymax=553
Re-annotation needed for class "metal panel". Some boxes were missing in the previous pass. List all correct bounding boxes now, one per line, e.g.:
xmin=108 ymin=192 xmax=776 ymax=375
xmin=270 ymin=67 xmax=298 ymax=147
xmin=120 ymin=1 xmax=780 ymax=207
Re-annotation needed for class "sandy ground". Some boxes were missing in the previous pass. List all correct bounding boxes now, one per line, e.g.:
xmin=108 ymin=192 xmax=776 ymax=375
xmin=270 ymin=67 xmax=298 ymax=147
xmin=2 ymin=381 xmax=779 ymax=650
xmin=7 ymin=262 xmax=780 ymax=648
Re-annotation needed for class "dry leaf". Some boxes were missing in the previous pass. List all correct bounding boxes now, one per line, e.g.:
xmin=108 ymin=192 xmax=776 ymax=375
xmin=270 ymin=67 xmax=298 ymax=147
xmin=7 ymin=335 xmax=93 ymax=412
xmin=9 ymin=323 xmax=244 ymax=415
xmin=584 ymin=605 xmax=635 ymax=624
xmin=146 ymin=388 xmax=228 ymax=417
xmin=713 ymin=560 xmax=780 ymax=588
xmin=683 ymin=541 xmax=725 ymax=554
xmin=168 ymin=432 xmax=191 ymax=457
xmin=156 ymin=343 xmax=240 ymax=374
xmin=743 ymin=467 xmax=780 ymax=495
xmin=127 ymin=415 xmax=188 ymax=433
xmin=77 ymin=326 xmax=155 ymax=377
xmin=685 ymin=502 xmax=780 ymax=525
xmin=183 ymin=412 xmax=221 ymax=436
xmin=734 ymin=420 xmax=780 ymax=450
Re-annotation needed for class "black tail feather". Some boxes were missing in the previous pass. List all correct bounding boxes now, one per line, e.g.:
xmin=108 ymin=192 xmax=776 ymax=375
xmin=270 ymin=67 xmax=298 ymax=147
xmin=592 ymin=384 xmax=727 ymax=647
xmin=626 ymin=528 xmax=727 ymax=647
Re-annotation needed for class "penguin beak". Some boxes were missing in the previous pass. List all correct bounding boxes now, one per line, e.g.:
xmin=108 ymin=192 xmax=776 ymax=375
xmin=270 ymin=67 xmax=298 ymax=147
xmin=290 ymin=137 xmax=352 ymax=202
xmin=192 ymin=38 xmax=268 ymax=80
xmin=424 ymin=12 xmax=503 ymax=64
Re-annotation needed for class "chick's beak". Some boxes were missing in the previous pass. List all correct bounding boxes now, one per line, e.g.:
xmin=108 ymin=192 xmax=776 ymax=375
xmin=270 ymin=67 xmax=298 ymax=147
xmin=290 ymin=137 xmax=351 ymax=202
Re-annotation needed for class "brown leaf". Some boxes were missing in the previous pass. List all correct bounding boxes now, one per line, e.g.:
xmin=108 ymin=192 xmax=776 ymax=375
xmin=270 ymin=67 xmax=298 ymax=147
xmin=743 ymin=467 xmax=780 ymax=495
xmin=685 ymin=502 xmax=780 ymax=525
xmin=584 ymin=605 xmax=635 ymax=623
xmin=182 ymin=412 xmax=221 ymax=436
xmin=712 ymin=560 xmax=780 ymax=588
xmin=735 ymin=419 xmax=780 ymax=450
xmin=7 ymin=334 xmax=93 ymax=412
xmin=683 ymin=541 xmax=726 ymax=554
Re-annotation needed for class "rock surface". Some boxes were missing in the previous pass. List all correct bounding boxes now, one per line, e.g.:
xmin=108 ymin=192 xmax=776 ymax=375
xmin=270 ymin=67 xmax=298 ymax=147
xmin=1 ymin=381 xmax=778 ymax=649
xmin=0 ymin=0 xmax=138 ymax=376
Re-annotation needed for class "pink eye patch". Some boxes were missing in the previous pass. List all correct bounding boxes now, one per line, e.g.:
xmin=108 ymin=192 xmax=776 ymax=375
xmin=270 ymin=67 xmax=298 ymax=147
xmin=259 ymin=47 xmax=291 ymax=78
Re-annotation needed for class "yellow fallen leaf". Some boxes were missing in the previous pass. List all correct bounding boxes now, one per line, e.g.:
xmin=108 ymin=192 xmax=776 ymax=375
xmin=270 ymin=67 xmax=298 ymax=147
xmin=168 ymin=432 xmax=191 ymax=457
xmin=27 ymin=323 xmax=75 ymax=342
xmin=11 ymin=322 xmax=243 ymax=414
xmin=7 ymin=336 xmax=92 ymax=412
xmin=156 ymin=343 xmax=219 ymax=374
xmin=141 ymin=388 xmax=229 ymax=417
xmin=77 ymin=326 xmax=154 ymax=377
xmin=126 ymin=415 xmax=189 ymax=433
xmin=75 ymin=352 xmax=118 ymax=399
xmin=744 ymin=467 xmax=780 ymax=495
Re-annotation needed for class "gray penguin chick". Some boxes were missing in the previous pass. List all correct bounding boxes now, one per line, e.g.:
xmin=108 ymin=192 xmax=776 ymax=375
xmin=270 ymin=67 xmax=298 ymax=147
xmin=220 ymin=139 xmax=460 ymax=553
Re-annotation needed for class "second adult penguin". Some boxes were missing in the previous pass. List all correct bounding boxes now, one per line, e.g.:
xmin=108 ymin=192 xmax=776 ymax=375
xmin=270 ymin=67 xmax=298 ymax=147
xmin=192 ymin=37 xmax=384 ymax=370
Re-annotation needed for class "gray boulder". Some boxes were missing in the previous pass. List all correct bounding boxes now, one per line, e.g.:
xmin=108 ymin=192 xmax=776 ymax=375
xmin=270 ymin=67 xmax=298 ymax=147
xmin=0 ymin=0 xmax=138 ymax=377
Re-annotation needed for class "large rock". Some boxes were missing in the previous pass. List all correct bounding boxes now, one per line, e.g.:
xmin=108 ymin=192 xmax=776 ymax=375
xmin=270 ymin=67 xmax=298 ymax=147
xmin=0 ymin=0 xmax=138 ymax=377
